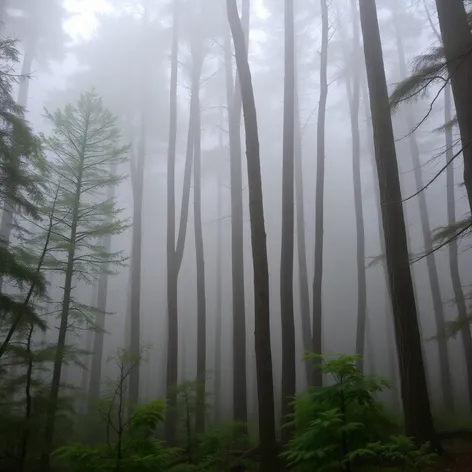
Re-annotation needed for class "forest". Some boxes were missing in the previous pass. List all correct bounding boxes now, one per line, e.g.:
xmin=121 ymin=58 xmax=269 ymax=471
xmin=1 ymin=0 xmax=472 ymax=471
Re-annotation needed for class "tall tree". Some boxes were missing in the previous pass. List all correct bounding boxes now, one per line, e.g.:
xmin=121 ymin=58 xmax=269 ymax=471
xmin=313 ymin=0 xmax=329 ymax=387
xmin=166 ymin=0 xmax=180 ymax=443
xmin=227 ymin=0 xmax=277 ymax=469
xmin=391 ymin=0 xmax=453 ymax=413
xmin=40 ymin=92 xmax=128 ymax=471
xmin=87 ymin=171 xmax=117 ymax=410
xmin=434 ymin=0 xmax=472 ymax=212
xmin=280 ymin=0 xmax=296 ymax=443
xmin=358 ymin=0 xmax=439 ymax=449
xmin=224 ymin=0 xmax=249 ymax=426
xmin=191 ymin=32 xmax=207 ymax=434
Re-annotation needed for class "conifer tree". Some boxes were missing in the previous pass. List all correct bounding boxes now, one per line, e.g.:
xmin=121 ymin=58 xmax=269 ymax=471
xmin=39 ymin=92 xmax=128 ymax=471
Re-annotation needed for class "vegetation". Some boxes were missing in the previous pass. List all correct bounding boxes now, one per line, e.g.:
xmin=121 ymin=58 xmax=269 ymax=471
xmin=1 ymin=0 xmax=472 ymax=471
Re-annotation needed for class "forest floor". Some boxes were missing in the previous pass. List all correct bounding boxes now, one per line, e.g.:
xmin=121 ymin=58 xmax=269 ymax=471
xmin=431 ymin=436 xmax=472 ymax=471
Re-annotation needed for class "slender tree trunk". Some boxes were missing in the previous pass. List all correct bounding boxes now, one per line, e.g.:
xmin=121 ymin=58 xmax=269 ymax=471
xmin=225 ymin=0 xmax=249 ymax=426
xmin=294 ymin=79 xmax=312 ymax=386
xmin=128 ymin=2 xmax=151 ymax=411
xmin=166 ymin=0 xmax=180 ymax=444
xmin=213 ymin=115 xmax=224 ymax=425
xmin=444 ymin=82 xmax=472 ymax=411
xmin=392 ymin=0 xmax=454 ymax=413
xmin=358 ymin=0 xmax=439 ymax=449
xmin=88 ymin=171 xmax=116 ymax=410
xmin=192 ymin=39 xmax=206 ymax=434
xmin=312 ymin=0 xmax=329 ymax=387
xmin=41 ymin=116 xmax=89 ymax=471
xmin=227 ymin=1 xmax=277 ymax=469
xmin=344 ymin=0 xmax=367 ymax=370
xmin=434 ymin=0 xmax=472 ymax=213
xmin=280 ymin=0 xmax=296 ymax=443
xmin=0 ymin=0 xmax=7 ymax=25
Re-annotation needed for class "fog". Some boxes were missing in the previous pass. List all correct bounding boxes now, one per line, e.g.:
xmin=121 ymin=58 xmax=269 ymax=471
xmin=1 ymin=0 xmax=471 ymax=460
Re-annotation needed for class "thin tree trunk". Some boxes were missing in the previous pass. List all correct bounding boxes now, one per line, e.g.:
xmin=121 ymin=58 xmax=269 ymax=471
xmin=165 ymin=0 xmax=180 ymax=444
xmin=227 ymin=1 xmax=277 ymax=469
xmin=192 ymin=39 xmax=206 ymax=434
xmin=392 ymin=0 xmax=454 ymax=413
xmin=444 ymin=82 xmax=472 ymax=411
xmin=88 ymin=170 xmax=116 ymax=411
xmin=434 ymin=0 xmax=472 ymax=213
xmin=358 ymin=0 xmax=439 ymax=449
xmin=0 ymin=0 xmax=7 ymax=25
xmin=312 ymin=0 xmax=329 ymax=387
xmin=225 ymin=0 xmax=249 ymax=426
xmin=294 ymin=79 xmax=312 ymax=386
xmin=280 ymin=0 xmax=296 ymax=444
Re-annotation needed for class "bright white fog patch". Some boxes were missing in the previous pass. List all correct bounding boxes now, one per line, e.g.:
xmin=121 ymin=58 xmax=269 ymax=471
xmin=254 ymin=0 xmax=269 ymax=20
xmin=63 ymin=0 xmax=113 ymax=42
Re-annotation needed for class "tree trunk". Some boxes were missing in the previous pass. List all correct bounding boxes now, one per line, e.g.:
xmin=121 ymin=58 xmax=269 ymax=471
xmin=225 ymin=0 xmax=249 ymax=426
xmin=294 ymin=78 xmax=312 ymax=386
xmin=434 ymin=0 xmax=472 ymax=213
xmin=192 ymin=39 xmax=206 ymax=434
xmin=343 ymin=0 xmax=367 ymax=370
xmin=226 ymin=1 xmax=277 ymax=470
xmin=358 ymin=0 xmax=439 ymax=449
xmin=444 ymin=82 xmax=472 ymax=411
xmin=0 ymin=0 xmax=7 ymax=25
xmin=87 ymin=170 xmax=116 ymax=411
xmin=392 ymin=0 xmax=454 ymax=413
xmin=280 ymin=0 xmax=296 ymax=444
xmin=312 ymin=0 xmax=329 ymax=387
xmin=165 ymin=0 xmax=181 ymax=444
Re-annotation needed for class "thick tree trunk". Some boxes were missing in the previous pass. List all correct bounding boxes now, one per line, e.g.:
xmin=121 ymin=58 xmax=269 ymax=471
xmin=227 ymin=1 xmax=277 ymax=470
xmin=225 ymin=1 xmax=249 ymax=426
xmin=358 ymin=0 xmax=439 ymax=449
xmin=444 ymin=82 xmax=472 ymax=411
xmin=434 ymin=0 xmax=472 ymax=213
xmin=166 ymin=0 xmax=181 ymax=443
xmin=312 ymin=0 xmax=329 ymax=387
xmin=87 ymin=171 xmax=116 ymax=410
xmin=392 ymin=1 xmax=454 ymax=413
xmin=294 ymin=81 xmax=312 ymax=386
xmin=192 ymin=40 xmax=206 ymax=434
xmin=280 ymin=0 xmax=296 ymax=443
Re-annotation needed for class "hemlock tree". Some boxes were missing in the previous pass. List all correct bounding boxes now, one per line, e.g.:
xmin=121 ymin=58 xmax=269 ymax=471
xmin=358 ymin=0 xmax=439 ymax=449
xmin=227 ymin=0 xmax=277 ymax=470
xmin=39 ymin=92 xmax=129 ymax=471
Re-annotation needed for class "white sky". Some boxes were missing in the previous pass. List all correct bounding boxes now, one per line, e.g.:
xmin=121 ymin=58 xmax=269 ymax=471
xmin=63 ymin=0 xmax=269 ymax=42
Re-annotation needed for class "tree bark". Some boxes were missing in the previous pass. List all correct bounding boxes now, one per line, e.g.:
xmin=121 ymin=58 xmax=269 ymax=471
xmin=358 ymin=0 xmax=439 ymax=449
xmin=225 ymin=0 xmax=249 ymax=426
xmin=227 ymin=0 xmax=277 ymax=469
xmin=434 ymin=0 xmax=472 ymax=213
xmin=280 ymin=0 xmax=296 ymax=444
xmin=312 ymin=0 xmax=329 ymax=387
xmin=392 ymin=0 xmax=454 ymax=413
xmin=444 ymin=82 xmax=472 ymax=412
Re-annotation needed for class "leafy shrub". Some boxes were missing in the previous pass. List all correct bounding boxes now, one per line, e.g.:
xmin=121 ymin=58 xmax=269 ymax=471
xmin=282 ymin=354 xmax=434 ymax=472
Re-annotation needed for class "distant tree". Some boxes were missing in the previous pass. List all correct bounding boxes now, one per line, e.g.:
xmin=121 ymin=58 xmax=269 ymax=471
xmin=224 ymin=0 xmax=249 ymax=427
xmin=227 ymin=0 xmax=277 ymax=470
xmin=313 ymin=0 xmax=329 ymax=387
xmin=280 ymin=0 xmax=296 ymax=445
xmin=358 ymin=0 xmax=439 ymax=449
xmin=39 ymin=92 xmax=129 ymax=471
